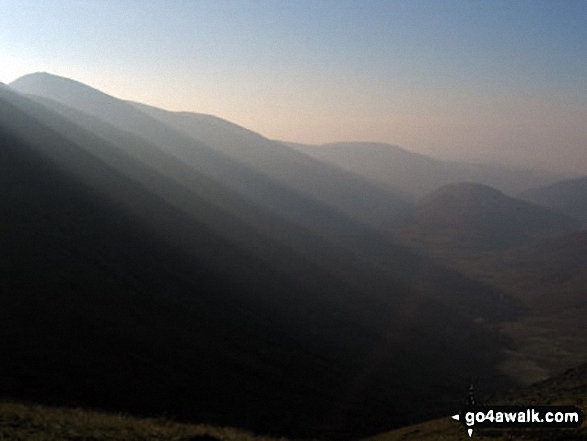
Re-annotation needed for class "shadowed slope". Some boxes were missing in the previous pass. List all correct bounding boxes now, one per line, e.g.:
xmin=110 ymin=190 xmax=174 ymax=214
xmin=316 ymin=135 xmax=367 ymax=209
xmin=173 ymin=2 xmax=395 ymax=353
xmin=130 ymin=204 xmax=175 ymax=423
xmin=392 ymin=184 xmax=585 ymax=387
xmin=129 ymin=102 xmax=411 ymax=228
xmin=8 ymin=73 xmax=518 ymax=322
xmin=10 ymin=73 xmax=408 ymax=235
xmin=1 ymin=84 xmax=515 ymax=438
xmin=0 ymin=401 xmax=271 ymax=441
xmin=365 ymin=361 xmax=587 ymax=441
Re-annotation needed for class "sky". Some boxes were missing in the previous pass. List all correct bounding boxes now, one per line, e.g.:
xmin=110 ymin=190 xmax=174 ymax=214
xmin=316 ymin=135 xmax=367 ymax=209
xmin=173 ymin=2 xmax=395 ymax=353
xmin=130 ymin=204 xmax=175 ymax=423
xmin=1 ymin=0 xmax=586 ymax=172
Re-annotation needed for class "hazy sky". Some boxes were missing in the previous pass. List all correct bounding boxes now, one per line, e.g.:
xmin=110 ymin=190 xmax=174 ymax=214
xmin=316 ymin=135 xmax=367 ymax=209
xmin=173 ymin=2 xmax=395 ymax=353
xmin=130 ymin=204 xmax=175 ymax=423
xmin=1 ymin=0 xmax=586 ymax=172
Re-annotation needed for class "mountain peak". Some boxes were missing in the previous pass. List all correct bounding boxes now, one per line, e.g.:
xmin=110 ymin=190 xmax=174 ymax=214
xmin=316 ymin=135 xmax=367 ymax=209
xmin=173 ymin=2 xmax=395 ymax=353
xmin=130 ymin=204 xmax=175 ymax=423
xmin=12 ymin=72 xmax=95 ymax=89
xmin=10 ymin=72 xmax=117 ymax=108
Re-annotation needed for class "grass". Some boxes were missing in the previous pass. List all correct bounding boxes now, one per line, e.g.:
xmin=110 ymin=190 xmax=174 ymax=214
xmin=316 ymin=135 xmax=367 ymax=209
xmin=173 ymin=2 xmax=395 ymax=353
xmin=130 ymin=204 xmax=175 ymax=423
xmin=0 ymin=401 xmax=289 ymax=441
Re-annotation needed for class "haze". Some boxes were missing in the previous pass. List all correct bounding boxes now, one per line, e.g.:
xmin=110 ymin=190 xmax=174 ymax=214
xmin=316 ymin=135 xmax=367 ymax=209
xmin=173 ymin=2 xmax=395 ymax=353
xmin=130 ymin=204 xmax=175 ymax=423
xmin=1 ymin=0 xmax=586 ymax=173
xmin=3 ymin=3 xmax=587 ymax=438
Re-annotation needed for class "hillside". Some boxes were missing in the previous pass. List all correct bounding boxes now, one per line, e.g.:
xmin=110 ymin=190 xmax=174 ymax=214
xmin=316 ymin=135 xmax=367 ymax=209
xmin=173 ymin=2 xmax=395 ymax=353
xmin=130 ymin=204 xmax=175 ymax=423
xmin=398 ymin=182 xmax=579 ymax=253
xmin=0 ymin=401 xmax=276 ymax=441
xmin=6 ymin=362 xmax=585 ymax=441
xmin=492 ymin=231 xmax=587 ymax=311
xmin=11 ymin=73 xmax=412 ymax=230
xmin=393 ymin=185 xmax=586 ymax=387
xmin=519 ymin=176 xmax=587 ymax=223
xmin=130 ymin=102 xmax=413 ymax=229
xmin=365 ymin=361 xmax=587 ymax=441
xmin=1 ymin=79 xmax=518 ymax=438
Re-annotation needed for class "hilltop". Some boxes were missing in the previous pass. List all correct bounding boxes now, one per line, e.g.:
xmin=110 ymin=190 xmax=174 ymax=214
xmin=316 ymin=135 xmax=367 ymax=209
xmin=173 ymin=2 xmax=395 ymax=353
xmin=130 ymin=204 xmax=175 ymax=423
xmin=398 ymin=182 xmax=578 ymax=253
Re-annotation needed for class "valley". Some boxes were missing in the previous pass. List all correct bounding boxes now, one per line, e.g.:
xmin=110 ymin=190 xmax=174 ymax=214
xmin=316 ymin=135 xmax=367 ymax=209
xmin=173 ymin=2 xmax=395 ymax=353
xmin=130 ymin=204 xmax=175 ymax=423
xmin=1 ymin=73 xmax=585 ymax=440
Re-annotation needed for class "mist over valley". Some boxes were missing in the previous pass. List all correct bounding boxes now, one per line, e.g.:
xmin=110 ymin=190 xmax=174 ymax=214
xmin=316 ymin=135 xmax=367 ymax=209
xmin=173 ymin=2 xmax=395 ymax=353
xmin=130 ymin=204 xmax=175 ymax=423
xmin=2 ymin=2 xmax=587 ymax=439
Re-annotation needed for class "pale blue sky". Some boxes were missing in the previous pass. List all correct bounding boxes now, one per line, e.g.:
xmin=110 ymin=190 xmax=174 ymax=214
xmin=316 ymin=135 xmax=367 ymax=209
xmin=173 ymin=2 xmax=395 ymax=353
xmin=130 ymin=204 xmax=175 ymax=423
xmin=1 ymin=0 xmax=586 ymax=171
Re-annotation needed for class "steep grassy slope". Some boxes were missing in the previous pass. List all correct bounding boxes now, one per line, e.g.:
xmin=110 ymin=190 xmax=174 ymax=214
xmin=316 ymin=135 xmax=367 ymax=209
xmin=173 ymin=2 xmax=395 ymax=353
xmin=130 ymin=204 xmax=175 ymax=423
xmin=6 ymin=82 xmax=516 ymax=323
xmin=0 ymin=401 xmax=277 ymax=441
xmin=9 ymin=74 xmax=526 ymax=325
xmin=1 ymin=84 xmax=515 ymax=438
xmin=130 ymin=102 xmax=412 ymax=229
xmin=11 ymin=72 xmax=411 ymax=232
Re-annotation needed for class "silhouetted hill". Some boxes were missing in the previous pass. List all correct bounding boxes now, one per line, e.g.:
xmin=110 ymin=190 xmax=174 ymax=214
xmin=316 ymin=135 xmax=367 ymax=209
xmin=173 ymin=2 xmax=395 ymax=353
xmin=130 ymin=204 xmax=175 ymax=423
xmin=399 ymin=183 xmax=579 ymax=252
xmin=519 ymin=176 xmax=587 ymax=223
xmin=1 ymin=80 xmax=516 ymax=438
xmin=289 ymin=142 xmax=561 ymax=200
xmin=10 ymin=73 xmax=521 ymax=321
xmin=11 ymin=73 xmax=412 ymax=231
xmin=131 ymin=102 xmax=413 ymax=229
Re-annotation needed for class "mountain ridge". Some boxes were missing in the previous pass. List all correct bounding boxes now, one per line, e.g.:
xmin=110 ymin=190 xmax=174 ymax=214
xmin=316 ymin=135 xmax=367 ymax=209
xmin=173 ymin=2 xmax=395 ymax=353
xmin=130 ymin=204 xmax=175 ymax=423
xmin=1 ymin=75 xmax=515 ymax=438
xmin=10 ymin=72 xmax=411 ymax=232
xmin=289 ymin=141 xmax=564 ymax=200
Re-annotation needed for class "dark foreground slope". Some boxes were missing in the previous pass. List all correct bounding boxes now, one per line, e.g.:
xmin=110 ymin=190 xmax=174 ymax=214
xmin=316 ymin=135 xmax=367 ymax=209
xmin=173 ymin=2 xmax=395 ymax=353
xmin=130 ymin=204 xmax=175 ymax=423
xmin=1 ymin=86 xmax=515 ymax=438
xmin=0 ymin=400 xmax=277 ymax=441
xmin=366 ymin=361 xmax=587 ymax=441
xmin=3 ymin=362 xmax=586 ymax=441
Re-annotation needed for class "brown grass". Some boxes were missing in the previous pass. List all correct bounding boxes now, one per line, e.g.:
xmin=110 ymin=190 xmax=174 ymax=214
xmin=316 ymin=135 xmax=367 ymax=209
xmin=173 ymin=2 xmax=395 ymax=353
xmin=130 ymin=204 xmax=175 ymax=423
xmin=0 ymin=401 xmax=291 ymax=441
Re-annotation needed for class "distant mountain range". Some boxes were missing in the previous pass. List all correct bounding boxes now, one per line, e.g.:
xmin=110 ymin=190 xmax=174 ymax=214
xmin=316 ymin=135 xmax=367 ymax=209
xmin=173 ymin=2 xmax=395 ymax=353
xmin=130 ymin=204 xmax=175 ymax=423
xmin=288 ymin=141 xmax=564 ymax=200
